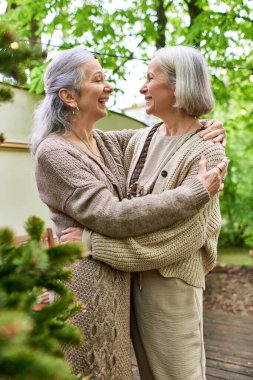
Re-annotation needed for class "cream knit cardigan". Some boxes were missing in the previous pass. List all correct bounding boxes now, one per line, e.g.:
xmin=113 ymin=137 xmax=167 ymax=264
xmin=91 ymin=128 xmax=225 ymax=288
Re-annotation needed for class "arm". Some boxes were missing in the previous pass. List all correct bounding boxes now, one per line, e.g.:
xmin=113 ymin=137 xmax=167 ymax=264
xmin=104 ymin=129 xmax=138 ymax=154
xmin=104 ymin=119 xmax=226 ymax=156
xmin=36 ymin=146 xmax=209 ymax=238
xmin=90 ymin=142 xmax=225 ymax=271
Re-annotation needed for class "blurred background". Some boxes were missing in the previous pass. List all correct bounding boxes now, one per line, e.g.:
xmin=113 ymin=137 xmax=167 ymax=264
xmin=0 ymin=0 xmax=252 ymax=263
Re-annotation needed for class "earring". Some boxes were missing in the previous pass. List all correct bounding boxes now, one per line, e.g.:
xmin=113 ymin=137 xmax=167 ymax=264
xmin=72 ymin=106 xmax=80 ymax=116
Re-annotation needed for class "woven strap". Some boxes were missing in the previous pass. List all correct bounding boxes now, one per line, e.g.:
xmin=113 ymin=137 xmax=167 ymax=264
xmin=129 ymin=124 xmax=160 ymax=188
xmin=127 ymin=125 xmax=202 ymax=198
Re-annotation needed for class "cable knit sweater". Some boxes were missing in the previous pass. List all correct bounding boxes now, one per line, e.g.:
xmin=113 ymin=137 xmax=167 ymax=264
xmin=91 ymin=128 xmax=225 ymax=289
xmin=34 ymin=128 xmax=210 ymax=379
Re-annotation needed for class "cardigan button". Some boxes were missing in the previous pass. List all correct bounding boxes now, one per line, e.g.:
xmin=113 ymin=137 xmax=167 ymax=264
xmin=161 ymin=170 xmax=168 ymax=178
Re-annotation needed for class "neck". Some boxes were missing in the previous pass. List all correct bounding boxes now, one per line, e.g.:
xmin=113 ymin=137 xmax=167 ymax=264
xmin=70 ymin=118 xmax=94 ymax=143
xmin=159 ymin=111 xmax=200 ymax=136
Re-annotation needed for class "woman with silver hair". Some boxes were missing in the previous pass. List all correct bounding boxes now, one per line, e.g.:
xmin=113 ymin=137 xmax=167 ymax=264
xmin=33 ymin=46 xmax=227 ymax=379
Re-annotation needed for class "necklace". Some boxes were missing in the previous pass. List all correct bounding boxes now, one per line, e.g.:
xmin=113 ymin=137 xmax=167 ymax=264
xmin=70 ymin=128 xmax=105 ymax=165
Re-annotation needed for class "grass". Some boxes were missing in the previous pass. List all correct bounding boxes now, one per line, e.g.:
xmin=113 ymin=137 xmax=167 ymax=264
xmin=217 ymin=247 xmax=252 ymax=267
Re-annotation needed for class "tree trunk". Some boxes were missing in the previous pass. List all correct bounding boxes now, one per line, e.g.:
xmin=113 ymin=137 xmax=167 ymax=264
xmin=186 ymin=0 xmax=203 ymax=46
xmin=155 ymin=0 xmax=167 ymax=48
xmin=30 ymin=17 xmax=40 ymax=46
xmin=187 ymin=0 xmax=202 ymax=25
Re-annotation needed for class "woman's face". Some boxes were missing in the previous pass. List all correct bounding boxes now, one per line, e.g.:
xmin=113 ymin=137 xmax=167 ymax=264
xmin=140 ymin=59 xmax=175 ymax=119
xmin=77 ymin=59 xmax=113 ymax=122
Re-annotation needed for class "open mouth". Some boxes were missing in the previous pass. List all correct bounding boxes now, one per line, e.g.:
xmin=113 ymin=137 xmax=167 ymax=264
xmin=145 ymin=96 xmax=152 ymax=103
xmin=98 ymin=97 xmax=109 ymax=105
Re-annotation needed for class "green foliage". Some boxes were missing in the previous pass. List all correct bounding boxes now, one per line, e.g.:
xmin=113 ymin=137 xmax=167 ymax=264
xmin=0 ymin=86 xmax=13 ymax=102
xmin=0 ymin=20 xmax=47 ymax=85
xmin=0 ymin=133 xmax=6 ymax=143
xmin=0 ymin=0 xmax=252 ymax=246
xmin=29 ymin=64 xmax=47 ymax=94
xmin=217 ymin=247 xmax=252 ymax=266
xmin=218 ymin=108 xmax=253 ymax=247
xmin=24 ymin=215 xmax=45 ymax=241
xmin=0 ymin=216 xmax=86 ymax=380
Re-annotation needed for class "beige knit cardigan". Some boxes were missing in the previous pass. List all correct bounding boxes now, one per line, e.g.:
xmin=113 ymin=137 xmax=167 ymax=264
xmin=91 ymin=128 xmax=225 ymax=289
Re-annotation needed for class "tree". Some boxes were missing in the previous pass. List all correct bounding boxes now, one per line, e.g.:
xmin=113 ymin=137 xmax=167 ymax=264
xmin=0 ymin=0 xmax=252 ymax=246
xmin=0 ymin=216 xmax=88 ymax=380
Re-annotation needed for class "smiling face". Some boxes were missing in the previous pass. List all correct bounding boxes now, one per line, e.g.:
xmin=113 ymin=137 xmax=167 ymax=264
xmin=76 ymin=59 xmax=113 ymax=122
xmin=140 ymin=59 xmax=175 ymax=119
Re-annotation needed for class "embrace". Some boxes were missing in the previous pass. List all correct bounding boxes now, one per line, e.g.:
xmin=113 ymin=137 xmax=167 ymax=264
xmin=32 ymin=45 xmax=228 ymax=380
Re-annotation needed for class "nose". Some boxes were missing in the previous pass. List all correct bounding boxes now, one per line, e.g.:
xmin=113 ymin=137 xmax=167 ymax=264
xmin=104 ymin=83 xmax=113 ymax=93
xmin=139 ymin=82 xmax=147 ymax=94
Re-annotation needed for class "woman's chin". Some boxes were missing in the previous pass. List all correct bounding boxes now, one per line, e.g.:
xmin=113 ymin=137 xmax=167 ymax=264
xmin=145 ymin=107 xmax=154 ymax=116
xmin=95 ymin=109 xmax=108 ymax=121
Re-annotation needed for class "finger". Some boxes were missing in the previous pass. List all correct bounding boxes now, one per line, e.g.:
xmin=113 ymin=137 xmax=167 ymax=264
xmin=219 ymin=183 xmax=224 ymax=192
xmin=222 ymin=137 xmax=227 ymax=148
xmin=220 ymin=167 xmax=228 ymax=177
xmin=60 ymin=236 xmax=68 ymax=243
xmin=198 ymin=155 xmax=207 ymax=175
xmin=215 ymin=160 xmax=229 ymax=179
xmin=61 ymin=227 xmax=76 ymax=235
xmin=202 ymin=119 xmax=214 ymax=128
xmin=212 ymin=135 xmax=225 ymax=144
xmin=216 ymin=162 xmax=228 ymax=174
xmin=210 ymin=120 xmax=223 ymax=129
xmin=221 ymin=158 xmax=230 ymax=170
xmin=200 ymin=129 xmax=224 ymax=140
xmin=40 ymin=290 xmax=50 ymax=303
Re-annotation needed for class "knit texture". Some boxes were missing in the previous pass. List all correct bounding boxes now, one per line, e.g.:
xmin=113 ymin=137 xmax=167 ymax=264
xmin=35 ymin=129 xmax=135 ymax=379
xmin=35 ymin=131 xmax=209 ymax=240
xmin=34 ymin=127 xmax=211 ymax=377
xmin=91 ymin=129 xmax=225 ymax=289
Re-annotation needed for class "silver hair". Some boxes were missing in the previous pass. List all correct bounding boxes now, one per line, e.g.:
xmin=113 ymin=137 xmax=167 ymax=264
xmin=31 ymin=46 xmax=94 ymax=153
xmin=153 ymin=46 xmax=215 ymax=117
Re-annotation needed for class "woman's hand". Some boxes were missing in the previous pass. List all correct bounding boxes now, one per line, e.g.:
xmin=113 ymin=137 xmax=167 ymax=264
xmin=197 ymin=155 xmax=229 ymax=196
xmin=60 ymin=227 xmax=84 ymax=243
xmin=32 ymin=288 xmax=51 ymax=311
xmin=200 ymin=120 xmax=226 ymax=147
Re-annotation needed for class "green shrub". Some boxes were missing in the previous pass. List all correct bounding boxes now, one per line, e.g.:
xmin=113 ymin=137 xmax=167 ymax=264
xmin=0 ymin=216 xmax=87 ymax=380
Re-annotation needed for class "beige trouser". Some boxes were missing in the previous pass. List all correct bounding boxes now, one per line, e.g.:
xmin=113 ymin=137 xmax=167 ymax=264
xmin=131 ymin=271 xmax=206 ymax=380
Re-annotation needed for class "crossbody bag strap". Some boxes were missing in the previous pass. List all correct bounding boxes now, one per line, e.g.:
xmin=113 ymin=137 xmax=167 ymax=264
xmin=127 ymin=127 xmax=202 ymax=198
xmin=129 ymin=124 xmax=160 ymax=186
xmin=127 ymin=124 xmax=160 ymax=199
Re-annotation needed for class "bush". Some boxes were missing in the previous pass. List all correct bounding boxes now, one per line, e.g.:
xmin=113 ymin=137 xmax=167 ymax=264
xmin=0 ymin=216 xmax=88 ymax=380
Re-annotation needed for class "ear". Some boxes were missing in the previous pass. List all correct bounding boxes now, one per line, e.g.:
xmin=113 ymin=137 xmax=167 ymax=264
xmin=58 ymin=88 xmax=77 ymax=108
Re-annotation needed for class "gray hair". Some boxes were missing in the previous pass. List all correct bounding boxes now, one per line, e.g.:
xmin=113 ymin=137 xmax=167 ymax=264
xmin=153 ymin=46 xmax=215 ymax=117
xmin=31 ymin=46 xmax=94 ymax=153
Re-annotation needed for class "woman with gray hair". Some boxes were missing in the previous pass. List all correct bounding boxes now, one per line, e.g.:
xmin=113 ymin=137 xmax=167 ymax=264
xmin=33 ymin=46 xmax=227 ymax=379
xmin=64 ymin=46 xmax=227 ymax=379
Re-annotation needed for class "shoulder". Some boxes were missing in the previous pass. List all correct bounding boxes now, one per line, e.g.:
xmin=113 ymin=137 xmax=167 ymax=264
xmin=34 ymin=135 xmax=96 ymax=188
xmin=96 ymin=129 xmax=139 ymax=155
xmin=100 ymin=129 xmax=136 ymax=141
xmin=128 ymin=126 xmax=153 ymax=147
xmin=193 ymin=134 xmax=225 ymax=157
xmin=35 ymin=134 xmax=82 ymax=162
xmin=188 ymin=133 xmax=226 ymax=168
xmin=94 ymin=128 xmax=122 ymax=149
